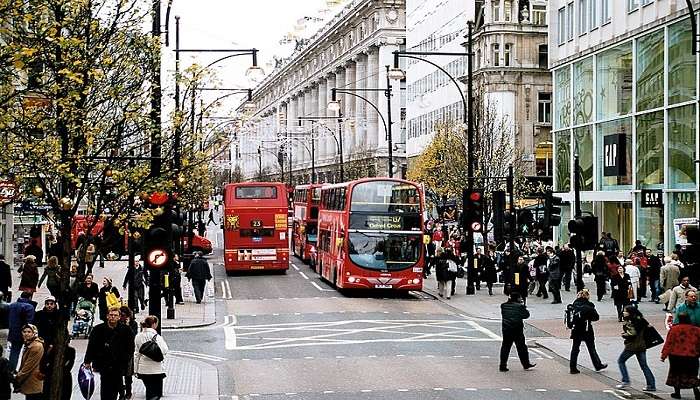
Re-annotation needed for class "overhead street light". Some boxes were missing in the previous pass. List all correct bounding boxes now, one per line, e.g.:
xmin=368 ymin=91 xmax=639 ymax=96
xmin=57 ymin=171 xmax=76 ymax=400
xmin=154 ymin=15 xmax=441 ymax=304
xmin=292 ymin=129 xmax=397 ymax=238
xmin=245 ymin=51 xmax=265 ymax=83
xmin=243 ymin=89 xmax=256 ymax=111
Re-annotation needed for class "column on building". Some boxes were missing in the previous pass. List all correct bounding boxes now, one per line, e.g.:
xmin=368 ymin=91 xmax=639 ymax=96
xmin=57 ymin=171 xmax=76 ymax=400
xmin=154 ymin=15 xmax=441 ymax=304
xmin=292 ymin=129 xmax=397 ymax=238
xmin=304 ymin=87 xmax=313 ymax=168
xmin=354 ymin=54 xmax=366 ymax=151
xmin=287 ymin=95 xmax=297 ymax=173
xmin=365 ymin=47 xmax=379 ymax=150
xmin=297 ymin=91 xmax=307 ymax=166
xmin=317 ymin=79 xmax=328 ymax=163
xmin=326 ymin=72 xmax=338 ymax=172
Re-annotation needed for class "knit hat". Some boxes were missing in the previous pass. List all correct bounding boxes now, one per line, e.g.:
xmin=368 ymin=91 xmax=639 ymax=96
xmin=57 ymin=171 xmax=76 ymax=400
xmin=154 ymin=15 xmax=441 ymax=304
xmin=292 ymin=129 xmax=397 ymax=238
xmin=22 ymin=324 xmax=38 ymax=337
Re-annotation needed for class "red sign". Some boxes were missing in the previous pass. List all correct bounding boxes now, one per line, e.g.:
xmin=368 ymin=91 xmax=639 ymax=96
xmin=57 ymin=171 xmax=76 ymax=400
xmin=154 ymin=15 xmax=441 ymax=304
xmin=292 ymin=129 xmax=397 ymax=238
xmin=149 ymin=192 xmax=169 ymax=205
xmin=0 ymin=181 xmax=19 ymax=204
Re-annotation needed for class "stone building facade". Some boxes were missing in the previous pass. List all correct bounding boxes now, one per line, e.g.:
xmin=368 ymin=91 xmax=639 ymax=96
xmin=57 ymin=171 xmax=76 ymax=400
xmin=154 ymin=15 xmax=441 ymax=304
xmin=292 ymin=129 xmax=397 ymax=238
xmin=236 ymin=0 xmax=407 ymax=184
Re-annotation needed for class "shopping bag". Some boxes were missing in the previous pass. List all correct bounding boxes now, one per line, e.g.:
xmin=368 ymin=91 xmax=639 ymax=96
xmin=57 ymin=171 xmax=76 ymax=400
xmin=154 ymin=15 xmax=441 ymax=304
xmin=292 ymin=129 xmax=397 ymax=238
xmin=78 ymin=365 xmax=95 ymax=399
xmin=106 ymin=291 xmax=120 ymax=309
xmin=643 ymin=325 xmax=664 ymax=349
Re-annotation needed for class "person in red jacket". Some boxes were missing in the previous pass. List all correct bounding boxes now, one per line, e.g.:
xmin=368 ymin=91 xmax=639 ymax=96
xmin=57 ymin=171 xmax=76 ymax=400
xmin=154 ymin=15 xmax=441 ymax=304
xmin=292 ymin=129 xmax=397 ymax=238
xmin=660 ymin=312 xmax=700 ymax=399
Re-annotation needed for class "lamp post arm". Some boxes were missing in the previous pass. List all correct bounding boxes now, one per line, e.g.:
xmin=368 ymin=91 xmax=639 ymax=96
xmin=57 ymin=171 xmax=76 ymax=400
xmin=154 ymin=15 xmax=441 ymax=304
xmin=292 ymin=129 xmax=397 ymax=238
xmin=686 ymin=0 xmax=698 ymax=55
xmin=335 ymin=90 xmax=388 ymax=139
xmin=394 ymin=52 xmax=467 ymax=122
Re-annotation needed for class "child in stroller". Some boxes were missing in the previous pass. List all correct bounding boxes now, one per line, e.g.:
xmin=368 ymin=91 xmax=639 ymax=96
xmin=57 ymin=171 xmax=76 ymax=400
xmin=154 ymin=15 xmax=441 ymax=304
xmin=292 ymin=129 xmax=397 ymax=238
xmin=72 ymin=297 xmax=95 ymax=338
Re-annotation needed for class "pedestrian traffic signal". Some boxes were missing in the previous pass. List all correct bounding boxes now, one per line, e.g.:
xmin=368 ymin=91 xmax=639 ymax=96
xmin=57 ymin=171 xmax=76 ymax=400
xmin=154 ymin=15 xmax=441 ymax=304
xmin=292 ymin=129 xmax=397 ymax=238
xmin=517 ymin=209 xmax=534 ymax=236
xmin=462 ymin=188 xmax=484 ymax=234
xmin=544 ymin=192 xmax=563 ymax=227
xmin=568 ymin=215 xmax=598 ymax=251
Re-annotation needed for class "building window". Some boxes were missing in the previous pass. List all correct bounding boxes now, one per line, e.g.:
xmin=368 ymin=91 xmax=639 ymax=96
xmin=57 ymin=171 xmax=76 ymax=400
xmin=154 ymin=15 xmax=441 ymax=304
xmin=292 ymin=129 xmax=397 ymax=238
xmin=636 ymin=29 xmax=664 ymax=112
xmin=537 ymin=92 xmax=552 ymax=124
xmin=558 ymin=7 xmax=566 ymax=45
xmin=573 ymin=57 xmax=594 ymax=125
xmin=504 ymin=1 xmax=512 ymax=21
xmin=596 ymin=42 xmax=633 ymax=120
xmin=589 ymin=0 xmax=597 ymax=30
xmin=598 ymin=117 xmax=633 ymax=189
xmin=535 ymin=142 xmax=553 ymax=176
xmin=636 ymin=111 xmax=664 ymax=188
xmin=574 ymin=126 xmax=594 ymax=190
xmin=567 ymin=2 xmax=574 ymax=40
xmin=539 ymin=44 xmax=548 ymax=69
xmin=640 ymin=0 xmax=653 ymax=5
xmin=493 ymin=2 xmax=500 ymax=22
xmin=492 ymin=43 xmax=500 ymax=67
xmin=628 ymin=0 xmax=639 ymax=12
xmin=578 ymin=0 xmax=588 ymax=35
xmin=532 ymin=5 xmax=547 ymax=25
xmin=476 ymin=49 xmax=482 ymax=69
xmin=504 ymin=43 xmax=512 ymax=66
xmin=668 ymin=19 xmax=696 ymax=105
xmin=668 ymin=105 xmax=696 ymax=189
xmin=554 ymin=67 xmax=571 ymax=129
xmin=601 ymin=0 xmax=611 ymax=24
xmin=554 ymin=130 xmax=571 ymax=191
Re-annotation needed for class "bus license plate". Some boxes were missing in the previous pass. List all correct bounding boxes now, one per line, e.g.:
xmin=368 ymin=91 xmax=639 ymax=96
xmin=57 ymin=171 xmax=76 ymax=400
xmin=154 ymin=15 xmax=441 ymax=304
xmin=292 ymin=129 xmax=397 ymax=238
xmin=374 ymin=284 xmax=392 ymax=289
xmin=252 ymin=237 xmax=262 ymax=242
xmin=250 ymin=265 xmax=265 ymax=269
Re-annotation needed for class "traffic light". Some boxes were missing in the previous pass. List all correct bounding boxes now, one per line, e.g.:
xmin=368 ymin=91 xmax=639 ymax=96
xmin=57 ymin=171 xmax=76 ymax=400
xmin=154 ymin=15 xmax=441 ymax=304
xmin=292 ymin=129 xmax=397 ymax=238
xmin=462 ymin=188 xmax=484 ymax=234
xmin=492 ymin=191 xmax=506 ymax=243
xmin=544 ymin=192 xmax=563 ymax=227
xmin=517 ymin=209 xmax=534 ymax=237
xmin=568 ymin=215 xmax=598 ymax=251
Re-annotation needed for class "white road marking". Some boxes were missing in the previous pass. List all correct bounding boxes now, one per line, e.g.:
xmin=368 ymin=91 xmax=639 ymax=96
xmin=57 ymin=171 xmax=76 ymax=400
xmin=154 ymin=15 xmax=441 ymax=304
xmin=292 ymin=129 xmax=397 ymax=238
xmin=397 ymin=389 xmax=409 ymax=392
xmin=292 ymin=264 xmax=300 ymax=271
xmin=464 ymin=388 xmax=477 ymax=391
xmin=530 ymin=348 xmax=554 ymax=360
xmin=360 ymin=390 xmax=372 ymax=393
xmin=322 ymin=390 xmax=334 ymax=394
xmin=536 ymin=389 xmax=547 ymax=392
xmin=224 ymin=321 xmax=237 ymax=350
xmin=466 ymin=320 xmax=502 ymax=340
xmin=299 ymin=271 xmax=310 ymax=280
xmin=169 ymin=350 xmax=227 ymax=362
xmin=311 ymin=281 xmax=335 ymax=292
xmin=501 ymin=388 xmax=513 ymax=391
xmin=225 ymin=280 xmax=233 ymax=299
xmin=433 ymin=388 xmax=444 ymax=391
xmin=568 ymin=389 xmax=581 ymax=393
xmin=603 ymin=390 xmax=628 ymax=400
xmin=220 ymin=282 xmax=226 ymax=299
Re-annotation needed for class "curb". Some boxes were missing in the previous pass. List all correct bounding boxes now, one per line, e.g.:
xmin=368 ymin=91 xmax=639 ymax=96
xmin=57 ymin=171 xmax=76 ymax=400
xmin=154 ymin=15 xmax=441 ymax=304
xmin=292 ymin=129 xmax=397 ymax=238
xmin=422 ymin=286 xmax=502 ymax=322
xmin=162 ymin=319 xmax=217 ymax=330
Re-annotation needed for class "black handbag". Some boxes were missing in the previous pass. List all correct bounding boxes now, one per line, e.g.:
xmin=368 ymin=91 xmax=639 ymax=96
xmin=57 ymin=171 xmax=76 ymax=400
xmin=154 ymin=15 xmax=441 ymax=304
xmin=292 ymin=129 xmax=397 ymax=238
xmin=643 ymin=325 xmax=664 ymax=349
xmin=139 ymin=334 xmax=164 ymax=362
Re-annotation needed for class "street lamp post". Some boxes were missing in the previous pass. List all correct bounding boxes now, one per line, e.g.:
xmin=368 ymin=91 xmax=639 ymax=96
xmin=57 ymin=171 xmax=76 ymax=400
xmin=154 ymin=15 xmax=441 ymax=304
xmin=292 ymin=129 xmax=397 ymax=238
xmin=298 ymin=116 xmax=346 ymax=182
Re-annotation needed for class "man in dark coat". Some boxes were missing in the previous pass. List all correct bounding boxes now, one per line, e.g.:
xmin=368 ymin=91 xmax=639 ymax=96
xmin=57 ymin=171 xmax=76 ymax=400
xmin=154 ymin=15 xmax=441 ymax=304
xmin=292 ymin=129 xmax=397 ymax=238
xmin=23 ymin=239 xmax=43 ymax=267
xmin=569 ymin=289 xmax=607 ymax=374
xmin=511 ymin=256 xmax=530 ymax=304
xmin=47 ymin=234 xmax=65 ymax=269
xmin=534 ymin=248 xmax=549 ymax=299
xmin=547 ymin=246 xmax=562 ymax=304
xmin=83 ymin=307 xmax=135 ymax=400
xmin=186 ymin=251 xmax=212 ymax=304
xmin=34 ymin=296 xmax=60 ymax=348
xmin=0 ymin=254 xmax=11 ymax=302
xmin=7 ymin=291 xmax=36 ymax=369
xmin=499 ymin=292 xmax=536 ymax=372
xmin=559 ymin=244 xmax=575 ymax=291
xmin=646 ymin=249 xmax=662 ymax=302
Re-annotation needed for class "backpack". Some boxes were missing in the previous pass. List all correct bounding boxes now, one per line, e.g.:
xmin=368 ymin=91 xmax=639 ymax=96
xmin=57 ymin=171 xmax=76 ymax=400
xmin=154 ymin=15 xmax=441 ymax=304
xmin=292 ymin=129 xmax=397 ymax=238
xmin=564 ymin=303 xmax=585 ymax=329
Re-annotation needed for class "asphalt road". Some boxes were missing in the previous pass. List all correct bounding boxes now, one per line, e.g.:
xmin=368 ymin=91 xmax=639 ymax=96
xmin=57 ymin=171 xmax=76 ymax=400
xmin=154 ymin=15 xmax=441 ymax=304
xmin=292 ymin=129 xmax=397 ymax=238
xmin=164 ymin=239 xmax=656 ymax=400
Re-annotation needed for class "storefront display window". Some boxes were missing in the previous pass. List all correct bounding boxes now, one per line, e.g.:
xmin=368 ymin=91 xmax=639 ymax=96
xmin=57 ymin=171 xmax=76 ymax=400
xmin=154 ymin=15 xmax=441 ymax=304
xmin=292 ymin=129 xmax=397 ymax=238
xmin=573 ymin=57 xmax=594 ymax=125
xmin=574 ymin=126 xmax=593 ymax=190
xmin=555 ymin=130 xmax=571 ymax=192
xmin=668 ymin=20 xmax=696 ymax=105
xmin=598 ymin=118 xmax=632 ymax=189
xmin=636 ymin=29 xmax=664 ymax=112
xmin=636 ymin=195 xmax=664 ymax=251
xmin=636 ymin=111 xmax=664 ymax=188
xmin=597 ymin=42 xmax=632 ymax=120
xmin=669 ymin=105 xmax=697 ymax=189
xmin=555 ymin=67 xmax=571 ymax=130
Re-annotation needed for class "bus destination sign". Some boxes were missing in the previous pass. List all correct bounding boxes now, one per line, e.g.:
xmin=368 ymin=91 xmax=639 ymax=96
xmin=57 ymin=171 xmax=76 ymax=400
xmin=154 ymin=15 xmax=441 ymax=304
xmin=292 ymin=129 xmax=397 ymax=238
xmin=350 ymin=214 xmax=420 ymax=231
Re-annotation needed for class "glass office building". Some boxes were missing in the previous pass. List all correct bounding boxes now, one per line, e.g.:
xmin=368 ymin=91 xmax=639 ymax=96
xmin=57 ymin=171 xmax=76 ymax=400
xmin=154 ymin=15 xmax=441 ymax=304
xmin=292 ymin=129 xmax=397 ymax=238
xmin=552 ymin=17 xmax=698 ymax=252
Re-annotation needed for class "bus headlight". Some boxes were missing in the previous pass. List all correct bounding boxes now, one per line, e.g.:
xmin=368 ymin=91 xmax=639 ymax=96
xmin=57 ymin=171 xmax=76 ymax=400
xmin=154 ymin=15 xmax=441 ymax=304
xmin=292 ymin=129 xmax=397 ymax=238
xmin=348 ymin=276 xmax=357 ymax=283
xmin=411 ymin=278 xmax=421 ymax=285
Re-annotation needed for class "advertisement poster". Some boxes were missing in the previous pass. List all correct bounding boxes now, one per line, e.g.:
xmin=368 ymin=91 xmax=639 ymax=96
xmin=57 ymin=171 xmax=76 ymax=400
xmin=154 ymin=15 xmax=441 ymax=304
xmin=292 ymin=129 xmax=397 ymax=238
xmin=673 ymin=218 xmax=698 ymax=245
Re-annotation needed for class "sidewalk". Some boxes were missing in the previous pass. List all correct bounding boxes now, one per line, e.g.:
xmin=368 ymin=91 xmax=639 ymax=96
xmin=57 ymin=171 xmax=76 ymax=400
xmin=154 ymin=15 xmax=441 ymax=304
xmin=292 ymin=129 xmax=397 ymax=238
xmin=424 ymin=274 xmax=675 ymax=397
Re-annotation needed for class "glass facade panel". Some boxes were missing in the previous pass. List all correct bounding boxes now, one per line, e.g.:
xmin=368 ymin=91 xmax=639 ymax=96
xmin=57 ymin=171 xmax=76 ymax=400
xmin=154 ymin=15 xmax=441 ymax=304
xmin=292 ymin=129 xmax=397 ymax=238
xmin=573 ymin=57 xmax=594 ymax=125
xmin=636 ymin=30 xmax=664 ymax=111
xmin=668 ymin=192 xmax=696 ymax=248
xmin=555 ymin=130 xmax=571 ymax=191
xmin=574 ymin=126 xmax=594 ymax=190
xmin=636 ymin=195 xmax=664 ymax=251
xmin=668 ymin=19 xmax=696 ymax=105
xmin=636 ymin=111 xmax=664 ymax=188
xmin=555 ymin=67 xmax=571 ymax=129
xmin=598 ymin=117 xmax=633 ymax=189
xmin=668 ymin=105 xmax=697 ymax=189
xmin=597 ymin=43 xmax=632 ymax=120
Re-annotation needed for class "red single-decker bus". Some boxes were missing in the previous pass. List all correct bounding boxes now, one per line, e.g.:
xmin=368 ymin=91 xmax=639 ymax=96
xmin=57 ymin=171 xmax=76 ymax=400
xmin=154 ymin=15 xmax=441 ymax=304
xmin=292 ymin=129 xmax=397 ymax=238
xmin=223 ymin=182 xmax=290 ymax=274
xmin=316 ymin=178 xmax=425 ymax=290
xmin=291 ymin=184 xmax=322 ymax=263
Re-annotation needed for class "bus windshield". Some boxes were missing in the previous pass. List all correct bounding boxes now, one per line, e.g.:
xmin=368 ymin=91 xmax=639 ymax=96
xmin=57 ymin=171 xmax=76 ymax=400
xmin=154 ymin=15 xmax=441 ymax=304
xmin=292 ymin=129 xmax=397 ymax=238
xmin=348 ymin=232 xmax=421 ymax=270
xmin=351 ymin=181 xmax=420 ymax=213
xmin=235 ymin=186 xmax=278 ymax=199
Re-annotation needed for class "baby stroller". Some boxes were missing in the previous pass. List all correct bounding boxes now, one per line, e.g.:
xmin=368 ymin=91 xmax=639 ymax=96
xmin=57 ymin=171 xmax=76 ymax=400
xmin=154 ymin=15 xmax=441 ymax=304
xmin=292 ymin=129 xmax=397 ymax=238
xmin=72 ymin=297 xmax=95 ymax=338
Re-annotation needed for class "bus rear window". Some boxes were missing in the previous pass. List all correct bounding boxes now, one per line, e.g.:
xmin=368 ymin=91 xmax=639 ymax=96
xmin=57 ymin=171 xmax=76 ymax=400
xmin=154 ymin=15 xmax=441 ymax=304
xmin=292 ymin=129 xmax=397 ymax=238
xmin=235 ymin=186 xmax=278 ymax=199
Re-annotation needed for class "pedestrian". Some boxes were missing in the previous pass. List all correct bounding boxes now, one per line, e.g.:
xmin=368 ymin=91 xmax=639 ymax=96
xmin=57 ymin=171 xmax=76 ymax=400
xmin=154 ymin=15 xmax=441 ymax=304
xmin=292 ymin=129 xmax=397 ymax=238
xmin=186 ymin=251 xmax=212 ymax=304
xmin=527 ymin=257 xmax=538 ymax=295
xmin=119 ymin=306 xmax=138 ymax=400
xmin=14 ymin=324 xmax=45 ymax=400
xmin=0 ymin=255 xmax=11 ymax=303
xmin=660 ymin=312 xmax=700 ymax=399
xmin=673 ymin=289 xmax=700 ymax=326
xmin=17 ymin=255 xmax=39 ymax=299
xmin=0 ymin=344 xmax=10 ymax=400
xmin=481 ymin=249 xmax=498 ymax=296
xmin=83 ymin=307 xmax=135 ymax=400
xmin=98 ymin=277 xmax=120 ymax=322
xmin=611 ymin=266 xmax=632 ymax=322
xmin=123 ymin=260 xmax=148 ymax=312
xmin=668 ymin=277 xmax=697 ymax=313
xmin=473 ymin=247 xmax=485 ymax=291
xmin=511 ymin=256 xmax=529 ymax=305
xmin=499 ymin=292 xmax=536 ymax=372
xmin=434 ymin=248 xmax=452 ymax=299
xmin=661 ymin=256 xmax=681 ymax=311
xmin=134 ymin=315 xmax=169 ymax=400
xmin=33 ymin=296 xmax=59 ymax=348
xmin=47 ymin=234 xmax=64 ymax=269
xmin=170 ymin=259 xmax=184 ymax=305
xmin=424 ymin=237 xmax=435 ymax=278
xmin=559 ymin=244 xmax=575 ymax=291
xmin=207 ymin=209 xmax=216 ymax=225
xmin=568 ymin=289 xmax=607 ymax=374
xmin=76 ymin=273 xmax=99 ymax=304
xmin=646 ymin=249 xmax=662 ymax=303
xmin=7 ymin=292 xmax=36 ymax=370
xmin=591 ymin=251 xmax=609 ymax=302
xmin=625 ymin=259 xmax=640 ymax=303
xmin=546 ymin=246 xmax=562 ymax=304
xmin=40 ymin=337 xmax=75 ymax=400
xmin=631 ymin=239 xmax=646 ymax=254
xmin=37 ymin=256 xmax=61 ymax=299
xmin=616 ymin=306 xmax=656 ymax=392
xmin=22 ymin=239 xmax=43 ymax=268
xmin=534 ymin=248 xmax=549 ymax=299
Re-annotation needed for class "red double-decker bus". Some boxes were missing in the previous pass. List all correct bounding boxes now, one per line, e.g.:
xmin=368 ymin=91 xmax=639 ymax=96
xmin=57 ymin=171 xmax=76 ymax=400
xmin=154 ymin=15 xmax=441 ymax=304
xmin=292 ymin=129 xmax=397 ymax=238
xmin=223 ymin=182 xmax=290 ymax=274
xmin=291 ymin=184 xmax=323 ymax=263
xmin=316 ymin=178 xmax=425 ymax=290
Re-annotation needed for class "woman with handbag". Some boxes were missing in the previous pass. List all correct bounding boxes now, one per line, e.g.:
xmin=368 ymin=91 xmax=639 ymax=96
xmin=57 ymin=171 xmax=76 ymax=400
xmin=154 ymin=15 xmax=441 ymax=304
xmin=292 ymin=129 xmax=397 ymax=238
xmin=660 ymin=312 xmax=700 ymax=399
xmin=616 ymin=306 xmax=656 ymax=392
xmin=610 ymin=266 xmax=632 ymax=322
xmin=434 ymin=248 xmax=452 ymax=299
xmin=134 ymin=315 xmax=169 ymax=400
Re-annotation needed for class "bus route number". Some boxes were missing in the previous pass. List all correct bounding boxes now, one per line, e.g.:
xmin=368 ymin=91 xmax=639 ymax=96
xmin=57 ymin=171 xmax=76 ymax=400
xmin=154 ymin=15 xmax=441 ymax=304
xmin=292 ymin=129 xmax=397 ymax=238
xmin=251 ymin=220 xmax=263 ymax=228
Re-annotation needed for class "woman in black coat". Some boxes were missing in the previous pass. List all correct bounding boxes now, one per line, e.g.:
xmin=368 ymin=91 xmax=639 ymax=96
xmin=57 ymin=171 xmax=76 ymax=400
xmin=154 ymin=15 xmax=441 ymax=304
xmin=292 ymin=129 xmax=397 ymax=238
xmin=610 ymin=265 xmax=632 ymax=322
xmin=481 ymin=250 xmax=498 ymax=296
xmin=97 ymin=277 xmax=120 ymax=322
xmin=591 ymin=251 xmax=609 ymax=302
xmin=434 ymin=248 xmax=454 ymax=299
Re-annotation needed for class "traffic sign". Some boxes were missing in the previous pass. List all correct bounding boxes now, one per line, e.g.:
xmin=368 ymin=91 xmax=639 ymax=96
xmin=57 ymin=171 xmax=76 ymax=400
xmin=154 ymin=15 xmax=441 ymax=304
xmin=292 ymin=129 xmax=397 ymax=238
xmin=147 ymin=249 xmax=169 ymax=268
